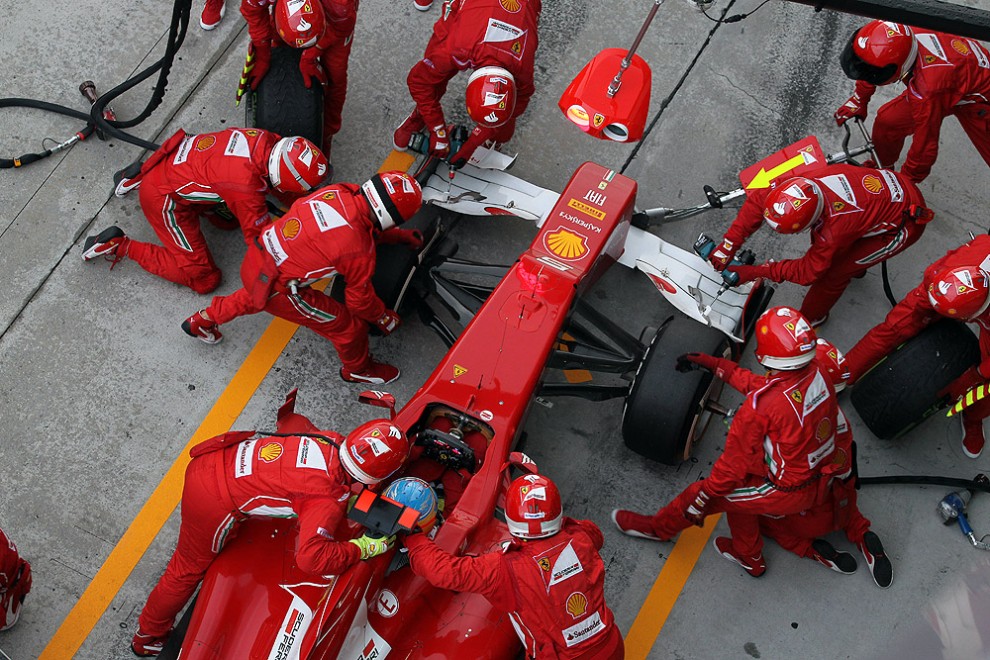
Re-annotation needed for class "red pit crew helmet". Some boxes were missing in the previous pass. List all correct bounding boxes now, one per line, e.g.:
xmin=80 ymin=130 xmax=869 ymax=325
xmin=339 ymin=420 xmax=410 ymax=485
xmin=267 ymin=136 xmax=329 ymax=193
xmin=815 ymin=338 xmax=851 ymax=392
xmin=763 ymin=177 xmax=824 ymax=234
xmin=505 ymin=474 xmax=563 ymax=539
xmin=361 ymin=171 xmax=423 ymax=231
xmin=466 ymin=66 xmax=517 ymax=128
xmin=755 ymin=306 xmax=818 ymax=371
xmin=841 ymin=21 xmax=917 ymax=85
xmin=926 ymin=264 xmax=990 ymax=320
xmin=275 ymin=0 xmax=327 ymax=48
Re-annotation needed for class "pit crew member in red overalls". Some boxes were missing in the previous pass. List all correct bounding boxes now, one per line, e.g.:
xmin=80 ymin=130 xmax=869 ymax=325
xmin=182 ymin=171 xmax=423 ymax=385
xmin=613 ymin=307 xmax=839 ymax=577
xmin=404 ymin=474 xmax=624 ymax=659
xmin=844 ymin=234 xmax=990 ymax=459
xmin=0 ymin=527 xmax=32 ymax=632
xmin=706 ymin=164 xmax=929 ymax=327
xmin=392 ymin=0 xmax=541 ymax=167
xmin=835 ymin=20 xmax=990 ymax=183
xmin=130 ymin=420 xmax=410 ymax=656
xmin=242 ymin=0 xmax=358 ymax=155
xmin=758 ymin=339 xmax=893 ymax=588
xmin=83 ymin=129 xmax=328 ymax=295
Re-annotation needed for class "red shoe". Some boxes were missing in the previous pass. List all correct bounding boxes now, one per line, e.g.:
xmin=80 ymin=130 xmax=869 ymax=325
xmin=200 ymin=0 xmax=225 ymax=30
xmin=0 ymin=561 xmax=31 ymax=631
xmin=611 ymin=509 xmax=667 ymax=541
xmin=131 ymin=628 xmax=172 ymax=657
xmin=713 ymin=537 xmax=766 ymax=577
xmin=393 ymin=112 xmax=425 ymax=151
xmin=962 ymin=417 xmax=985 ymax=459
xmin=414 ymin=0 xmax=433 ymax=10
xmin=82 ymin=226 xmax=128 ymax=263
xmin=340 ymin=361 xmax=400 ymax=385
xmin=182 ymin=311 xmax=223 ymax=345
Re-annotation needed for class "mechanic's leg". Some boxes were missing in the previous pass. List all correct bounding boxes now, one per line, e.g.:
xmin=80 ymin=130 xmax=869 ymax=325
xmin=130 ymin=187 xmax=222 ymax=294
xmin=265 ymin=288 xmax=372 ymax=373
xmin=201 ymin=249 xmax=269 ymax=326
xmin=953 ymin=104 xmax=990 ymax=168
xmin=760 ymin=516 xmax=815 ymax=558
xmin=801 ymin=223 xmax=925 ymax=322
xmin=0 ymin=527 xmax=31 ymax=631
xmin=871 ymin=93 xmax=915 ymax=169
xmin=650 ymin=480 xmax=705 ymax=539
xmin=321 ymin=38 xmax=354 ymax=143
xmin=136 ymin=459 xmax=230 ymax=637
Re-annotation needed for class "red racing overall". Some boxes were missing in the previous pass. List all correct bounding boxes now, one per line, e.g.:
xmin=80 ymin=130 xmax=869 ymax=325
xmin=725 ymin=163 xmax=928 ymax=322
xmin=650 ymin=360 xmax=839 ymax=559
xmin=405 ymin=518 xmax=624 ymax=659
xmin=128 ymin=128 xmax=279 ymax=294
xmin=203 ymin=183 xmax=385 ymax=373
xmin=241 ymin=0 xmax=357 ymax=144
xmin=137 ymin=432 xmax=360 ymax=638
xmin=845 ymin=234 xmax=990 ymax=440
xmin=854 ymin=29 xmax=990 ymax=182
xmin=405 ymin=0 xmax=540 ymax=149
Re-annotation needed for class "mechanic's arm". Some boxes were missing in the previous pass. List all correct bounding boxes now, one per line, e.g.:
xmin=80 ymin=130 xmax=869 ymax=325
xmin=704 ymin=401 xmax=767 ymax=497
xmin=708 ymin=190 xmax=769 ymax=270
xmin=405 ymin=534 xmax=503 ymax=599
xmin=572 ymin=519 xmax=605 ymax=551
xmin=216 ymin=181 xmax=272 ymax=244
xmin=762 ymin=221 xmax=854 ymax=286
xmin=241 ymin=0 xmax=276 ymax=45
xmin=513 ymin=60 xmax=536 ymax=120
xmin=406 ymin=56 xmax=458 ymax=131
xmin=844 ymin=284 xmax=936 ymax=383
xmin=900 ymin=91 xmax=955 ymax=182
xmin=338 ymin=248 xmax=387 ymax=323
xmin=294 ymin=495 xmax=363 ymax=576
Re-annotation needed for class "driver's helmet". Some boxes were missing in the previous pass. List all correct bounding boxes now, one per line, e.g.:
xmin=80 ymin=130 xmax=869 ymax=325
xmin=465 ymin=66 xmax=516 ymax=128
xmin=840 ymin=21 xmax=917 ymax=85
xmin=339 ymin=420 xmax=409 ymax=485
xmin=815 ymin=338 xmax=851 ymax=392
xmin=275 ymin=0 xmax=327 ymax=48
xmin=505 ymin=474 xmax=563 ymax=539
xmin=360 ymin=171 xmax=423 ymax=231
xmin=754 ymin=306 xmax=818 ymax=371
xmin=267 ymin=136 xmax=329 ymax=194
xmin=383 ymin=477 xmax=439 ymax=533
xmin=762 ymin=177 xmax=825 ymax=234
xmin=925 ymin=264 xmax=990 ymax=321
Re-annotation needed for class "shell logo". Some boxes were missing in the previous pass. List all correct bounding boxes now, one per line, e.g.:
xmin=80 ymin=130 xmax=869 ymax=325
xmin=544 ymin=227 xmax=588 ymax=261
xmin=952 ymin=39 xmax=971 ymax=56
xmin=281 ymin=217 xmax=302 ymax=240
xmin=566 ymin=592 xmax=588 ymax=619
xmin=195 ymin=135 xmax=216 ymax=151
xmin=499 ymin=0 xmax=522 ymax=12
xmin=862 ymin=175 xmax=884 ymax=194
xmin=815 ymin=418 xmax=832 ymax=442
xmin=259 ymin=442 xmax=283 ymax=463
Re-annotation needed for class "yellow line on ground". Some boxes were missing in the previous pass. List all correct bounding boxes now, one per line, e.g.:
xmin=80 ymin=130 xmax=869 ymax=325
xmin=623 ymin=514 xmax=722 ymax=660
xmin=40 ymin=317 xmax=302 ymax=659
xmin=379 ymin=150 xmax=416 ymax=173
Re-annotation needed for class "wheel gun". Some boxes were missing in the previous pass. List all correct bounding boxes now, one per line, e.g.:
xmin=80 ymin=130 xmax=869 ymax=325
xmin=693 ymin=233 xmax=756 ymax=295
xmin=938 ymin=474 xmax=990 ymax=551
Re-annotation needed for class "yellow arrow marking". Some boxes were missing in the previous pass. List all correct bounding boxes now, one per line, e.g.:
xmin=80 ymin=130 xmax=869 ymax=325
xmin=745 ymin=153 xmax=807 ymax=190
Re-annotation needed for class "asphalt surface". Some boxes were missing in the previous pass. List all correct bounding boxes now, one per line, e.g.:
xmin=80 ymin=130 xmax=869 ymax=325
xmin=3 ymin=0 xmax=990 ymax=658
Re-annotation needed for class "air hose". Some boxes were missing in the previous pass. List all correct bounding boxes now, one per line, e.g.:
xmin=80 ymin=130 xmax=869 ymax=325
xmin=0 ymin=0 xmax=193 ymax=169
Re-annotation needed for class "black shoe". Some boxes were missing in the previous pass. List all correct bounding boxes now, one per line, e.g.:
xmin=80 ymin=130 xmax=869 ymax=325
xmin=810 ymin=538 xmax=858 ymax=574
xmin=858 ymin=531 xmax=893 ymax=588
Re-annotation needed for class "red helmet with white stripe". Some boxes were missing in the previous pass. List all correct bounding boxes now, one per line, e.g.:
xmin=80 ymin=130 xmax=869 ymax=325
xmin=755 ymin=306 xmax=818 ymax=371
xmin=763 ymin=177 xmax=825 ymax=234
xmin=339 ymin=420 xmax=409 ymax=485
xmin=466 ymin=66 xmax=517 ymax=128
xmin=815 ymin=338 xmax=851 ymax=392
xmin=505 ymin=474 xmax=563 ymax=539
xmin=275 ymin=0 xmax=327 ymax=48
xmin=841 ymin=21 xmax=917 ymax=85
xmin=925 ymin=264 xmax=990 ymax=321
xmin=361 ymin=171 xmax=423 ymax=231
xmin=267 ymin=136 xmax=329 ymax=193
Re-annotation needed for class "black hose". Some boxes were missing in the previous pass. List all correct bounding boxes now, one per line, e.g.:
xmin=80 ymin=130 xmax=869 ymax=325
xmin=859 ymin=474 xmax=990 ymax=493
xmin=880 ymin=260 xmax=898 ymax=307
xmin=0 ymin=0 xmax=193 ymax=168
